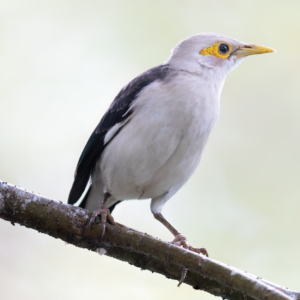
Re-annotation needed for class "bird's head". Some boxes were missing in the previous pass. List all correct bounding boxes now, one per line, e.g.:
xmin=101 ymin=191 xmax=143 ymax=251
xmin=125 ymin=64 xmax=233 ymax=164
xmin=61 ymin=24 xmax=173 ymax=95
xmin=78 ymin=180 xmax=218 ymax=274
xmin=167 ymin=33 xmax=274 ymax=80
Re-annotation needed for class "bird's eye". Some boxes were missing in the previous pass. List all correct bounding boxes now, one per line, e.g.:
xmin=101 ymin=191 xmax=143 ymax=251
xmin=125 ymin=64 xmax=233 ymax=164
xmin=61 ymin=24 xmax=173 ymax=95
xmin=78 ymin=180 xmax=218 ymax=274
xmin=200 ymin=42 xmax=232 ymax=58
xmin=219 ymin=44 xmax=229 ymax=54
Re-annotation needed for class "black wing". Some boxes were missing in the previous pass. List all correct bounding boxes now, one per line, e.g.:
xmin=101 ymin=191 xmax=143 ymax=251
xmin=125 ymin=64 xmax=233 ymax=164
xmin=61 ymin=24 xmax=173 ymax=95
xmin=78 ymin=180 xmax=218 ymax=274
xmin=68 ymin=64 xmax=170 ymax=204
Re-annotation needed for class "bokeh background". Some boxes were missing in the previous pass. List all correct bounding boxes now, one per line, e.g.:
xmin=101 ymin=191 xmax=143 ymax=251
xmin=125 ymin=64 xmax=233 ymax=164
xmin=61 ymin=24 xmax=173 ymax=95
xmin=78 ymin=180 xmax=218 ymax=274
xmin=0 ymin=1 xmax=299 ymax=299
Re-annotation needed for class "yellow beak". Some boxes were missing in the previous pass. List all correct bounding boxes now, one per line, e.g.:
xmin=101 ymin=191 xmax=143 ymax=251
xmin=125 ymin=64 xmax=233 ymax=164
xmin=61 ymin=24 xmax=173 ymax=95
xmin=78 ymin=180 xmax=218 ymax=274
xmin=234 ymin=44 xmax=275 ymax=58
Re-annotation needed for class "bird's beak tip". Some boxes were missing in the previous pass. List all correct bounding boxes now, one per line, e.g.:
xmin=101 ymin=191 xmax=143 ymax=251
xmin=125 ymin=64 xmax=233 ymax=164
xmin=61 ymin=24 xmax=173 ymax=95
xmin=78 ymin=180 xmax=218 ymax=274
xmin=252 ymin=45 xmax=276 ymax=54
xmin=234 ymin=44 xmax=276 ymax=58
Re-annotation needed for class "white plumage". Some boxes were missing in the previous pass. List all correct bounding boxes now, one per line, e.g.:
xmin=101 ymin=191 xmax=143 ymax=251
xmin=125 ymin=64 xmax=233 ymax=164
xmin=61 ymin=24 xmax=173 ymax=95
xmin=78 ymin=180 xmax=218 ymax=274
xmin=68 ymin=33 xmax=274 ymax=254
xmin=100 ymin=70 xmax=220 ymax=211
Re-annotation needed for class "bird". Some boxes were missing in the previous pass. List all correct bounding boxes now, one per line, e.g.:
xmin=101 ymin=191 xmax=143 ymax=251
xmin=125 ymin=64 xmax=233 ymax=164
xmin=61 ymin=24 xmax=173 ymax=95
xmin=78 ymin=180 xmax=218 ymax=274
xmin=68 ymin=33 xmax=274 ymax=256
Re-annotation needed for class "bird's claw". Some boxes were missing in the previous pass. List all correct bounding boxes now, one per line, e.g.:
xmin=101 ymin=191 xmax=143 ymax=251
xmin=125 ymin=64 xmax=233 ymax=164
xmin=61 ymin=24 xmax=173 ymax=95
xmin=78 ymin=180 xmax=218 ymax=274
xmin=89 ymin=209 xmax=101 ymax=226
xmin=172 ymin=233 xmax=188 ymax=246
xmin=188 ymin=245 xmax=209 ymax=257
xmin=171 ymin=233 xmax=209 ymax=257
xmin=89 ymin=205 xmax=118 ymax=240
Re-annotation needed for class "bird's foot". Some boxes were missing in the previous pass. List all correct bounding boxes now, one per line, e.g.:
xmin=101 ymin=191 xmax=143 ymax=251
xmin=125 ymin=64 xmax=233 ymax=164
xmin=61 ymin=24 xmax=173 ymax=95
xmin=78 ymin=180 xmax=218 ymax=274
xmin=89 ymin=204 xmax=118 ymax=239
xmin=171 ymin=233 xmax=209 ymax=257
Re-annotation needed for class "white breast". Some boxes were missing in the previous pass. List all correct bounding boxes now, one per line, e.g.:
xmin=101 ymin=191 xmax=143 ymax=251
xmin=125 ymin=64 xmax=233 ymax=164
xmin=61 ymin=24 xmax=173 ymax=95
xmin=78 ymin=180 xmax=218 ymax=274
xmin=99 ymin=71 xmax=220 ymax=201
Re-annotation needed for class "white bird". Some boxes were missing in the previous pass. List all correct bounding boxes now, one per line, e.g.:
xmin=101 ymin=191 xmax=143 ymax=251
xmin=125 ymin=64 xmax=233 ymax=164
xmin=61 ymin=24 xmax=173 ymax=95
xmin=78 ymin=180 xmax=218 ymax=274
xmin=68 ymin=33 xmax=274 ymax=256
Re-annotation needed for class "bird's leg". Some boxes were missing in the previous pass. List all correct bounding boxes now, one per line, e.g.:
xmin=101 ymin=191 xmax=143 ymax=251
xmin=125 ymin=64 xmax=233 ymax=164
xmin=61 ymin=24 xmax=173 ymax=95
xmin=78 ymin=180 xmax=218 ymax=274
xmin=89 ymin=192 xmax=118 ymax=239
xmin=153 ymin=212 xmax=208 ymax=257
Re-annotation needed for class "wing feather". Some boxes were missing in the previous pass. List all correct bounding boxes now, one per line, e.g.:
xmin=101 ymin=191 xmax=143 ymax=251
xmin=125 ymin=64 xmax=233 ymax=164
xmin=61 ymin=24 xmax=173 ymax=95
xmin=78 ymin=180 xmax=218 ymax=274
xmin=68 ymin=64 xmax=170 ymax=204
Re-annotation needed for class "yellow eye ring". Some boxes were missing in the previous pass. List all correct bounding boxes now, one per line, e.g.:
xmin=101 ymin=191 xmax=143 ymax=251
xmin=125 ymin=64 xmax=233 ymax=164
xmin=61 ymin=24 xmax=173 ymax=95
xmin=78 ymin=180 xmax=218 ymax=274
xmin=200 ymin=42 xmax=232 ymax=59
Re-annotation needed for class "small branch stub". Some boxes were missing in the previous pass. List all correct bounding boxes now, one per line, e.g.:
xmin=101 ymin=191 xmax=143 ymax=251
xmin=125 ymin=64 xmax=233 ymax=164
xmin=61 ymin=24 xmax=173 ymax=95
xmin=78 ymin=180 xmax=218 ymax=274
xmin=178 ymin=267 xmax=188 ymax=287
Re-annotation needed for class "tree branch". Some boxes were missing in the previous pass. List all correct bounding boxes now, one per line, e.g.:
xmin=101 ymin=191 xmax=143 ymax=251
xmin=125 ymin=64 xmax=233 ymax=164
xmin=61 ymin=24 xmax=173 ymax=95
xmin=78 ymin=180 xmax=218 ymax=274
xmin=0 ymin=180 xmax=298 ymax=300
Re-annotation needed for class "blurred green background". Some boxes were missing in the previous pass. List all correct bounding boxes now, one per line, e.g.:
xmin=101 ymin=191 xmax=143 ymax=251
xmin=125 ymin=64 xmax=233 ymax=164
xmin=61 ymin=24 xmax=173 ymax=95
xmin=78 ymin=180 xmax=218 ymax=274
xmin=0 ymin=0 xmax=299 ymax=299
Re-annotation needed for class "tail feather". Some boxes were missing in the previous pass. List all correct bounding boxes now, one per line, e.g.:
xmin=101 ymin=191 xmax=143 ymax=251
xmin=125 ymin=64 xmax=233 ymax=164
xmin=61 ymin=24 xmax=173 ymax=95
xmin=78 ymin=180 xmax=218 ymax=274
xmin=78 ymin=185 xmax=92 ymax=209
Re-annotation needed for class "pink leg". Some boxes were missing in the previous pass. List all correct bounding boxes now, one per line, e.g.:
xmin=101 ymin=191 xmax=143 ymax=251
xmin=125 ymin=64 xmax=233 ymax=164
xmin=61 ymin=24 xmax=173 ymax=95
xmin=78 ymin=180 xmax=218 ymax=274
xmin=153 ymin=212 xmax=208 ymax=257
